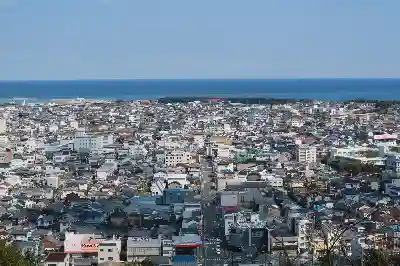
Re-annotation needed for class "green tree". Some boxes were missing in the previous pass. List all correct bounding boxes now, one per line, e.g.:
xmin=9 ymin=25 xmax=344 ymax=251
xmin=362 ymin=163 xmax=382 ymax=174
xmin=0 ymin=240 xmax=38 ymax=266
xmin=124 ymin=258 xmax=154 ymax=266
xmin=23 ymin=250 xmax=39 ymax=266
xmin=344 ymin=162 xmax=362 ymax=176
xmin=141 ymin=258 xmax=154 ymax=266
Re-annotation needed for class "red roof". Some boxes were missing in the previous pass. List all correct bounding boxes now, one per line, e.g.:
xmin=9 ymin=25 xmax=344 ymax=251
xmin=44 ymin=239 xmax=58 ymax=249
xmin=46 ymin=253 xmax=67 ymax=262
xmin=175 ymin=244 xmax=203 ymax=248
xmin=221 ymin=206 xmax=240 ymax=213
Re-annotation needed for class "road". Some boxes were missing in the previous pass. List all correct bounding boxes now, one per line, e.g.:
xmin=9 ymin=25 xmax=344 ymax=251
xmin=200 ymin=157 xmax=223 ymax=266
xmin=199 ymin=158 xmax=267 ymax=266
xmin=201 ymin=158 xmax=217 ymax=233
xmin=199 ymin=158 xmax=273 ymax=266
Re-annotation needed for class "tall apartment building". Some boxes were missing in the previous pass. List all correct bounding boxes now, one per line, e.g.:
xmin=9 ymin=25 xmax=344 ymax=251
xmin=385 ymin=152 xmax=400 ymax=173
xmin=0 ymin=119 xmax=6 ymax=134
xmin=296 ymin=144 xmax=317 ymax=163
xmin=294 ymin=218 xmax=313 ymax=251
xmin=73 ymin=134 xmax=114 ymax=152
xmin=165 ymin=150 xmax=192 ymax=167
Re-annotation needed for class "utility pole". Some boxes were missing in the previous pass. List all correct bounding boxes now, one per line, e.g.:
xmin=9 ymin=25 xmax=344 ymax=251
xmin=361 ymin=246 xmax=364 ymax=266
xmin=312 ymin=211 xmax=316 ymax=266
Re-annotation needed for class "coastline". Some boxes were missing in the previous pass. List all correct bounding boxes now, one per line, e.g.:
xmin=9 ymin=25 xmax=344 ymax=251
xmin=3 ymin=96 xmax=400 ymax=106
xmin=1 ymin=78 xmax=400 ymax=102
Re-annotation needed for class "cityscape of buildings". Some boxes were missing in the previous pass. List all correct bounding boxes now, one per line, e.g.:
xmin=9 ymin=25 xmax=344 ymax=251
xmin=0 ymin=98 xmax=399 ymax=265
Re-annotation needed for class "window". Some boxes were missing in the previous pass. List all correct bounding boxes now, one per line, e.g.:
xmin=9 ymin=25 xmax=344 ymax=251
xmin=108 ymin=249 xmax=113 ymax=252
xmin=100 ymin=258 xmax=104 ymax=261
xmin=100 ymin=249 xmax=104 ymax=252
xmin=108 ymin=257 xmax=113 ymax=261
xmin=252 ymin=231 xmax=262 ymax=237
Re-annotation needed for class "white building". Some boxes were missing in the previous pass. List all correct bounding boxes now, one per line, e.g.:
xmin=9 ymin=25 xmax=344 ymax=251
xmin=216 ymin=144 xmax=234 ymax=159
xmin=0 ymin=135 xmax=8 ymax=145
xmin=96 ymin=162 xmax=118 ymax=181
xmin=127 ymin=237 xmax=161 ymax=262
xmin=48 ymin=124 xmax=59 ymax=133
xmin=220 ymin=191 xmax=239 ymax=207
xmin=0 ymin=119 xmax=6 ymax=134
xmin=264 ymin=175 xmax=284 ymax=188
xmin=296 ymin=144 xmax=316 ymax=163
xmin=290 ymin=118 xmax=304 ymax=128
xmin=165 ymin=151 xmax=192 ymax=167
xmin=128 ymin=144 xmax=148 ymax=157
xmin=70 ymin=120 xmax=79 ymax=129
xmin=64 ymin=232 xmax=105 ymax=254
xmin=45 ymin=176 xmax=60 ymax=189
xmin=98 ymin=238 xmax=122 ymax=264
xmin=294 ymin=218 xmax=312 ymax=250
xmin=151 ymin=173 xmax=189 ymax=196
xmin=0 ymin=148 xmax=12 ymax=164
xmin=73 ymin=135 xmax=113 ymax=152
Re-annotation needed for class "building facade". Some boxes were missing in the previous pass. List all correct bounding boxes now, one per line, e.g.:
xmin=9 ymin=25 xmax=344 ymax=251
xmin=97 ymin=238 xmax=122 ymax=264
xmin=165 ymin=151 xmax=192 ymax=167
xmin=126 ymin=237 xmax=161 ymax=262
xmin=296 ymin=144 xmax=317 ymax=163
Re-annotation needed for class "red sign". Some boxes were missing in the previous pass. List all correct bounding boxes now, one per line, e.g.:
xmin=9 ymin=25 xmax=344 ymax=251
xmin=81 ymin=237 xmax=101 ymax=252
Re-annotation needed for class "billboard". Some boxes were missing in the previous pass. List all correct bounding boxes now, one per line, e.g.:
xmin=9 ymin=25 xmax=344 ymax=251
xmin=374 ymin=134 xmax=397 ymax=140
xmin=220 ymin=206 xmax=240 ymax=214
xmin=64 ymin=233 xmax=104 ymax=253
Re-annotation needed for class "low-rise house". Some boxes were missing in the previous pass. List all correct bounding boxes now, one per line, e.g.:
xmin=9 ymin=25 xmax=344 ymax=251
xmin=127 ymin=237 xmax=161 ymax=262
xmin=44 ymin=252 xmax=70 ymax=266
xmin=37 ymin=214 xmax=55 ymax=228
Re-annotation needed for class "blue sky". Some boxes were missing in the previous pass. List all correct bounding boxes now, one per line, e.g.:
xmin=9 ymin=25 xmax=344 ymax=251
xmin=0 ymin=0 xmax=399 ymax=80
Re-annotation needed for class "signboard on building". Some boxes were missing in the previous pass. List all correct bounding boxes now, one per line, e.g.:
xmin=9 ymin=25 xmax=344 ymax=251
xmin=374 ymin=134 xmax=398 ymax=140
xmin=64 ymin=233 xmax=104 ymax=253
xmin=80 ymin=237 xmax=102 ymax=253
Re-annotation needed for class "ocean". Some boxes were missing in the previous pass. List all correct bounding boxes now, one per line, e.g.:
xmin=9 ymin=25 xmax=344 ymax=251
xmin=0 ymin=78 xmax=399 ymax=102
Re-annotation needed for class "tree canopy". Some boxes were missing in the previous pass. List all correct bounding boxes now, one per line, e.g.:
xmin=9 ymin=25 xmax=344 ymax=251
xmin=0 ymin=240 xmax=38 ymax=266
xmin=124 ymin=258 xmax=154 ymax=266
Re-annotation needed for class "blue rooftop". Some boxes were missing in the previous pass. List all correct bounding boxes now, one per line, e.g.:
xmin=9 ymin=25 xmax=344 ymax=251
xmin=173 ymin=256 xmax=196 ymax=262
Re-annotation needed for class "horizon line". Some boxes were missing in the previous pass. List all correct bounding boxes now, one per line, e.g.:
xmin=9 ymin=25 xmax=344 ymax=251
xmin=2 ymin=77 xmax=400 ymax=82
